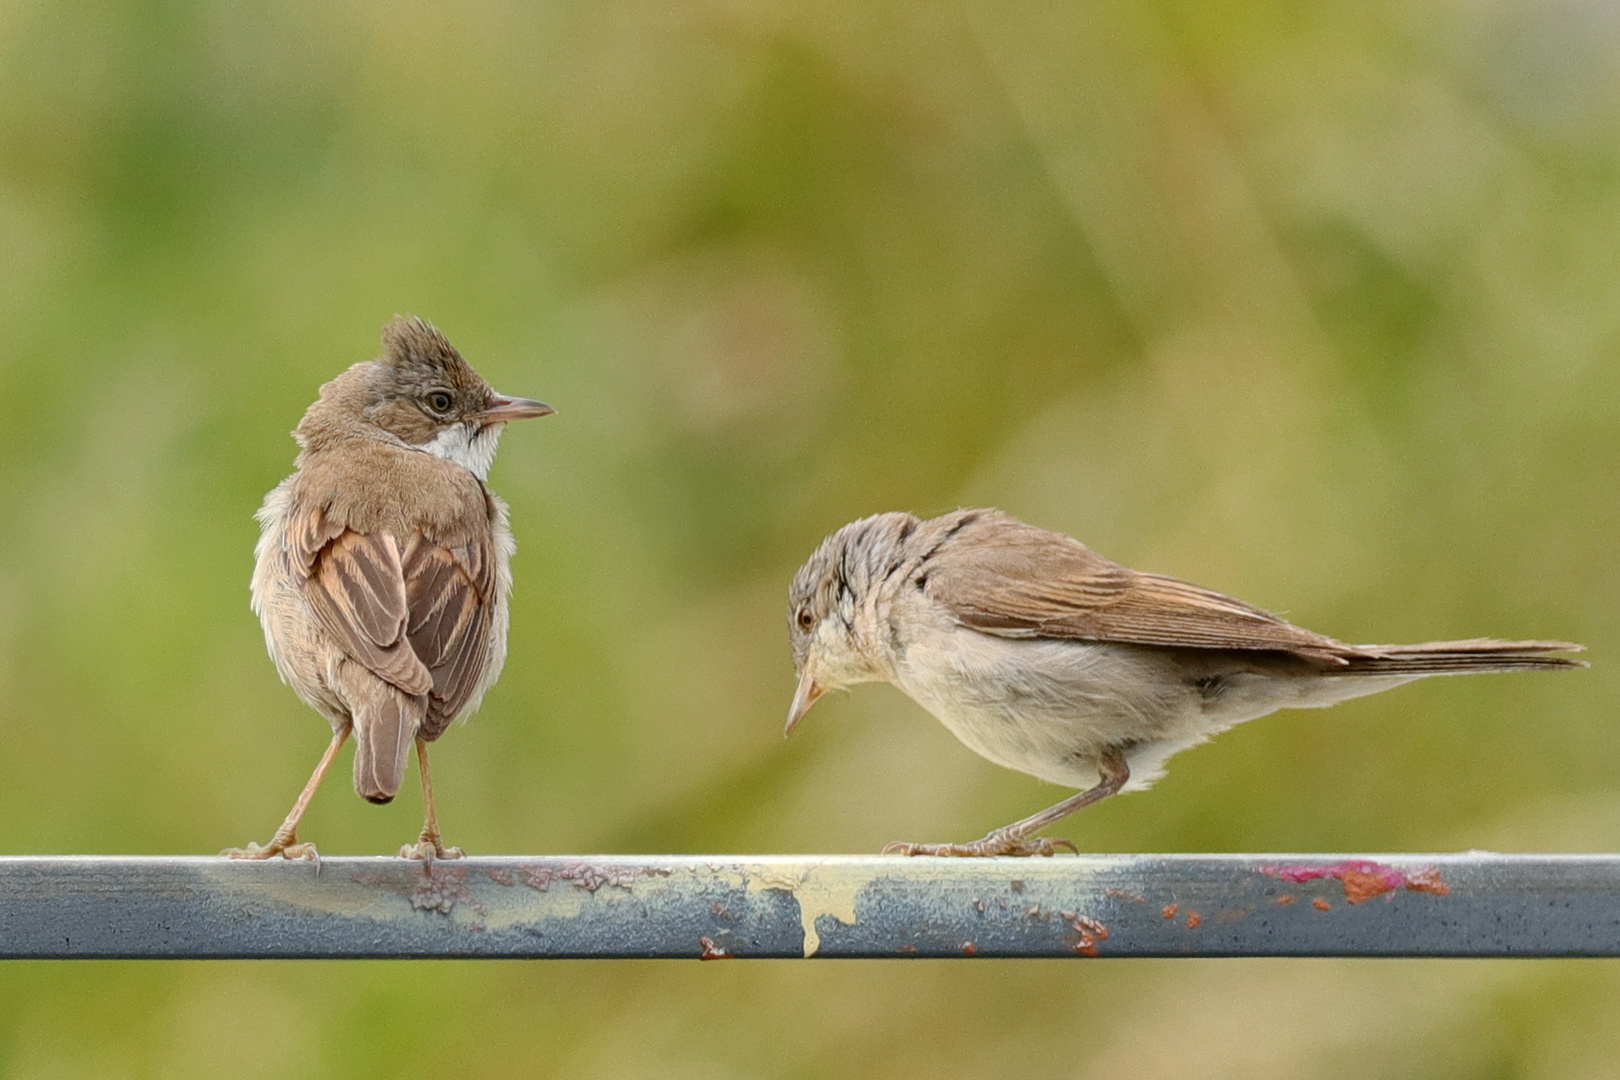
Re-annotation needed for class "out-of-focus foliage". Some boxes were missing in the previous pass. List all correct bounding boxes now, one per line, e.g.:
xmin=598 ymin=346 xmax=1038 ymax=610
xmin=1 ymin=0 xmax=1617 ymax=1076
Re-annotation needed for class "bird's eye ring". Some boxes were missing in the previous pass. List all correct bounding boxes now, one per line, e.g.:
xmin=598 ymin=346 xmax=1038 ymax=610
xmin=425 ymin=391 xmax=454 ymax=414
xmin=797 ymin=608 xmax=816 ymax=631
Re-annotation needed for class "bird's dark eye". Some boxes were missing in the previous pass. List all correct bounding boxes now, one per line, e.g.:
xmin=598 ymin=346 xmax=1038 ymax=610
xmin=797 ymin=608 xmax=816 ymax=631
xmin=425 ymin=391 xmax=454 ymax=415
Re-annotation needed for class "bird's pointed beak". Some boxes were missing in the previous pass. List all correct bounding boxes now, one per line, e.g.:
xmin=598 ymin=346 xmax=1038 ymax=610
xmin=784 ymin=669 xmax=824 ymax=737
xmin=476 ymin=394 xmax=556 ymax=425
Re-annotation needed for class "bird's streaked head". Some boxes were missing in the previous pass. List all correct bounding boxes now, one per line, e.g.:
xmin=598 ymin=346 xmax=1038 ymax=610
xmin=784 ymin=511 xmax=920 ymax=734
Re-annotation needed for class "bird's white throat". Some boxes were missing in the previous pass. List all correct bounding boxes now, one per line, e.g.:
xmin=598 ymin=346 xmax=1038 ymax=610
xmin=418 ymin=423 xmax=504 ymax=481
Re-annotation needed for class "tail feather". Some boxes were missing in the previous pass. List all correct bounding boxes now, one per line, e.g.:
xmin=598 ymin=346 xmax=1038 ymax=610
xmin=1335 ymin=638 xmax=1586 ymax=676
xmin=333 ymin=661 xmax=423 ymax=803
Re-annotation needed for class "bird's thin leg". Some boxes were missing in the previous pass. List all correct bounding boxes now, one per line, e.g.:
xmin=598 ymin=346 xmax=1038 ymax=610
xmin=885 ymin=750 xmax=1130 ymax=857
xmin=223 ymin=729 xmax=349 ymax=862
xmin=399 ymin=737 xmax=464 ymax=862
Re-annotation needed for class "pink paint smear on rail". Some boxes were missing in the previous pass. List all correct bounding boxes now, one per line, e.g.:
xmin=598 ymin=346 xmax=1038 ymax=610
xmin=1260 ymin=860 xmax=1450 ymax=905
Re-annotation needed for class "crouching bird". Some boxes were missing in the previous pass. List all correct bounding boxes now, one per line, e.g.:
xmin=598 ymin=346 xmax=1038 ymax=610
xmin=786 ymin=509 xmax=1586 ymax=857
xmin=227 ymin=316 xmax=553 ymax=861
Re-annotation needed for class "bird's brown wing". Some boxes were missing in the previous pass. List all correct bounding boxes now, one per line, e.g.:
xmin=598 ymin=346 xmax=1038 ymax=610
xmin=400 ymin=533 xmax=498 ymax=738
xmin=302 ymin=524 xmax=435 ymax=695
xmin=290 ymin=499 xmax=497 ymax=725
xmin=923 ymin=510 xmax=1357 ymax=664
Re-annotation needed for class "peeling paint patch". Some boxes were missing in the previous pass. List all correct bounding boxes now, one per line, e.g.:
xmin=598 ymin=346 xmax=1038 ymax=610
xmin=1059 ymin=911 xmax=1108 ymax=956
xmin=1402 ymin=866 xmax=1450 ymax=896
xmin=518 ymin=862 xmax=672 ymax=894
xmin=1013 ymin=902 xmax=1109 ymax=954
xmin=411 ymin=864 xmax=488 ymax=924
xmin=698 ymin=936 xmax=730 ymax=960
xmin=745 ymin=866 xmax=862 ymax=958
xmin=1261 ymin=860 xmax=1450 ymax=905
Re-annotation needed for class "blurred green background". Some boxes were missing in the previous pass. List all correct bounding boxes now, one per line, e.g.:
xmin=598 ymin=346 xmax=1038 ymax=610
xmin=1 ymin=0 xmax=1617 ymax=1075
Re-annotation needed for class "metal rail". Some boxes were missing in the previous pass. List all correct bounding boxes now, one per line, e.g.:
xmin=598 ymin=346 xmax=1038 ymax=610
xmin=1 ymin=854 xmax=1616 ymax=959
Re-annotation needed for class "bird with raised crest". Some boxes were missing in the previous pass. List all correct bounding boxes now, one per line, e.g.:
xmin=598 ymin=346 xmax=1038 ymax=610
xmin=227 ymin=316 xmax=553 ymax=862
xmin=786 ymin=508 xmax=1585 ymax=857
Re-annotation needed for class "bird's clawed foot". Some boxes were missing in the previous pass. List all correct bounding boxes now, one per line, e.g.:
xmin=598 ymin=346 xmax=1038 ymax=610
xmin=882 ymin=831 xmax=1078 ymax=858
xmin=221 ymin=835 xmax=321 ymax=864
xmin=398 ymin=832 xmax=464 ymax=863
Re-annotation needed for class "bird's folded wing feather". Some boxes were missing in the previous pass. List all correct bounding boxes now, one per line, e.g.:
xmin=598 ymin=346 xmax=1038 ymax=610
xmin=300 ymin=521 xmax=435 ymax=696
xmin=288 ymin=500 xmax=497 ymax=711
xmin=927 ymin=512 xmax=1356 ymax=663
xmin=401 ymin=533 xmax=496 ymax=734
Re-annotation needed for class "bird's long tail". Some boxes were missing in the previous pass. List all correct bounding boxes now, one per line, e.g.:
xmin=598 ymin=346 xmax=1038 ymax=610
xmin=1335 ymin=638 xmax=1586 ymax=676
xmin=333 ymin=661 xmax=424 ymax=803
